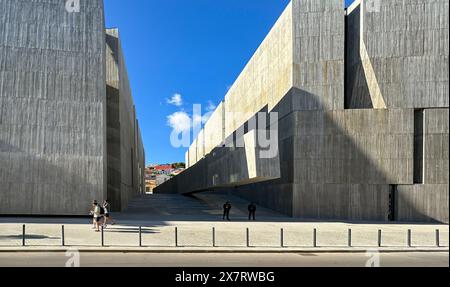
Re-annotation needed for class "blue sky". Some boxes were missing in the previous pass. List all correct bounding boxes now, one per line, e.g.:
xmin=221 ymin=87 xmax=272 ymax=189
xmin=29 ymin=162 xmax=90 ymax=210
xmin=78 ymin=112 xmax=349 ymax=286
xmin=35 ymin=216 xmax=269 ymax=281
xmin=104 ymin=0 xmax=355 ymax=165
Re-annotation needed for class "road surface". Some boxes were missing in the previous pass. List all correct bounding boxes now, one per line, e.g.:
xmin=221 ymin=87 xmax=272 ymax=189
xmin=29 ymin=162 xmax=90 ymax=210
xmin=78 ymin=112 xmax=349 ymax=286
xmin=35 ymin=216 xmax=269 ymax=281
xmin=0 ymin=252 xmax=447 ymax=267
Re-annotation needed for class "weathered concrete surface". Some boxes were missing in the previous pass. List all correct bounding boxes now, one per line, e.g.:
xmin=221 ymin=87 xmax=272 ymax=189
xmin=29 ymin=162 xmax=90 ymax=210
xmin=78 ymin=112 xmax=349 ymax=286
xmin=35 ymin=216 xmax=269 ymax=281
xmin=106 ymin=28 xmax=145 ymax=211
xmin=346 ymin=0 xmax=449 ymax=109
xmin=223 ymin=2 xmax=294 ymax=139
xmin=0 ymin=0 xmax=107 ymax=215
xmin=204 ymin=101 xmax=225 ymax=157
xmin=397 ymin=184 xmax=449 ymax=223
xmin=423 ymin=109 xmax=449 ymax=184
xmin=292 ymin=0 xmax=345 ymax=110
xmin=188 ymin=139 xmax=197 ymax=168
xmin=196 ymin=129 xmax=205 ymax=162
xmin=0 ymin=1 xmax=145 ymax=215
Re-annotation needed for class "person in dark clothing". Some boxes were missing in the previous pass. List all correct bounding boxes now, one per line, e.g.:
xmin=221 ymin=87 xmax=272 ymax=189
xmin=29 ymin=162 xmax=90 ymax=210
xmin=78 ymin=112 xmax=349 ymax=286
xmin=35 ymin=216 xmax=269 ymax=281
xmin=248 ymin=203 xmax=257 ymax=221
xmin=223 ymin=202 xmax=232 ymax=221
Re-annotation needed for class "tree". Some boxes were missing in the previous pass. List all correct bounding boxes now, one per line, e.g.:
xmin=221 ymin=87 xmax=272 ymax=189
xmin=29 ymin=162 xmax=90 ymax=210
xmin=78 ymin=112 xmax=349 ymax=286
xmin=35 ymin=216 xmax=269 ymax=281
xmin=171 ymin=162 xmax=186 ymax=169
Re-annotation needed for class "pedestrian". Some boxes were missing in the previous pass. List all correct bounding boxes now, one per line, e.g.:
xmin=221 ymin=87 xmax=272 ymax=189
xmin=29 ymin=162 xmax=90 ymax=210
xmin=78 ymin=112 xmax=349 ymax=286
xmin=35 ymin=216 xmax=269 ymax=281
xmin=91 ymin=200 xmax=103 ymax=232
xmin=89 ymin=200 xmax=98 ymax=229
xmin=248 ymin=202 xmax=257 ymax=221
xmin=103 ymin=200 xmax=116 ymax=227
xmin=223 ymin=201 xmax=232 ymax=221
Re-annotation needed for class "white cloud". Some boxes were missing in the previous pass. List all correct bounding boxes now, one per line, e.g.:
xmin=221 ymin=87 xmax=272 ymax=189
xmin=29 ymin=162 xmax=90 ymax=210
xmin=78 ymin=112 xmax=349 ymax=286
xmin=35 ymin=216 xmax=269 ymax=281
xmin=167 ymin=111 xmax=191 ymax=133
xmin=167 ymin=93 xmax=183 ymax=107
xmin=206 ymin=101 xmax=216 ymax=112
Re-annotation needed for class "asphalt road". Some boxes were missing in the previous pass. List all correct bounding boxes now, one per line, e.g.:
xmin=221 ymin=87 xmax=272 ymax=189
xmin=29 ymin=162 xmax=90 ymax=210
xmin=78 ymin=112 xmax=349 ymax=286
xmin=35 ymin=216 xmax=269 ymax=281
xmin=0 ymin=252 xmax=447 ymax=267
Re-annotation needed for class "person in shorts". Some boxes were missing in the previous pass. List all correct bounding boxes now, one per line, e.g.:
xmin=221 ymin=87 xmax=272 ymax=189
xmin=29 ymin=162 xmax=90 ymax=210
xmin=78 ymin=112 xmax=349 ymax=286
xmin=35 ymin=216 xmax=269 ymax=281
xmin=92 ymin=201 xmax=103 ymax=232
xmin=103 ymin=200 xmax=116 ymax=227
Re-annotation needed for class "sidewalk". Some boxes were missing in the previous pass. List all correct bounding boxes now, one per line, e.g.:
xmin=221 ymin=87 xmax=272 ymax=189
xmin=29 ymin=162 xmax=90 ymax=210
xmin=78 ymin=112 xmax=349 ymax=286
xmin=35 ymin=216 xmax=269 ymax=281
xmin=1 ymin=220 xmax=448 ymax=250
xmin=0 ymin=246 xmax=448 ymax=253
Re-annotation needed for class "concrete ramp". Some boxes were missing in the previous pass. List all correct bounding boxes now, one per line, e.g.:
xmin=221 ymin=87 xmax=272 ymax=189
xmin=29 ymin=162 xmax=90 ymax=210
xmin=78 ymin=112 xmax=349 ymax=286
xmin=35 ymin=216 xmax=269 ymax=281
xmin=118 ymin=192 xmax=286 ymax=221
xmin=155 ymin=129 xmax=281 ymax=195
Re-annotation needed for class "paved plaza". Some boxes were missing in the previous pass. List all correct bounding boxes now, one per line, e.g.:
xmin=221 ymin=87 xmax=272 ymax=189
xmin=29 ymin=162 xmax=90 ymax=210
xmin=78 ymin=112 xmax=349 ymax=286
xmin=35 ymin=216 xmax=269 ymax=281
xmin=0 ymin=194 xmax=448 ymax=249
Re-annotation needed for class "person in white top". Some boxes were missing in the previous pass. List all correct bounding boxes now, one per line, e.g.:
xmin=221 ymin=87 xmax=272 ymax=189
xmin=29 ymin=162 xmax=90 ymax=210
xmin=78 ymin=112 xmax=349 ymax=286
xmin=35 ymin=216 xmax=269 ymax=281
xmin=90 ymin=200 xmax=103 ymax=232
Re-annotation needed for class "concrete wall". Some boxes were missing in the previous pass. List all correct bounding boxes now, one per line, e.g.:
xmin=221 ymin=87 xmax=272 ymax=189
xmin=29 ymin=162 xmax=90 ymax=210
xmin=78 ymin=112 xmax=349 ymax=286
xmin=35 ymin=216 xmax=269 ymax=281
xmin=292 ymin=109 xmax=414 ymax=220
xmin=0 ymin=0 xmax=107 ymax=215
xmin=196 ymin=129 xmax=205 ymax=162
xmin=423 ymin=109 xmax=449 ymax=184
xmin=188 ymin=140 xmax=197 ymax=168
xmin=223 ymin=2 xmax=293 ymax=138
xmin=293 ymin=109 xmax=414 ymax=186
xmin=204 ymin=101 xmax=225 ymax=156
xmin=397 ymin=184 xmax=449 ymax=223
xmin=292 ymin=0 xmax=345 ymax=110
xmin=106 ymin=28 xmax=145 ymax=212
xmin=346 ymin=0 xmax=449 ymax=109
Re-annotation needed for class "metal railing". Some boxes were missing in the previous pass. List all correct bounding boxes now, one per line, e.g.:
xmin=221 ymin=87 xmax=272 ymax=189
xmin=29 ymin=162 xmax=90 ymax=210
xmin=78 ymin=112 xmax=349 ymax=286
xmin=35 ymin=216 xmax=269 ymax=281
xmin=12 ymin=224 xmax=446 ymax=249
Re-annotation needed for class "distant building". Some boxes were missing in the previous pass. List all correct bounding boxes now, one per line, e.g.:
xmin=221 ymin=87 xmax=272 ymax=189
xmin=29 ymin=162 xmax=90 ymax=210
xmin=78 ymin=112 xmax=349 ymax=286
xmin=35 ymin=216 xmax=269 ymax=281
xmin=154 ymin=164 xmax=174 ymax=175
xmin=144 ymin=165 xmax=185 ymax=192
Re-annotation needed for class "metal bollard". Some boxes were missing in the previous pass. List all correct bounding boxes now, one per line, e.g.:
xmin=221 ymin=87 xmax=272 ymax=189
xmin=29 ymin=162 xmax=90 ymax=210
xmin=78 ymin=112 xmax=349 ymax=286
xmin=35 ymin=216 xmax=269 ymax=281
xmin=246 ymin=228 xmax=250 ymax=247
xmin=212 ymin=227 xmax=216 ymax=247
xmin=101 ymin=225 xmax=104 ymax=247
xmin=22 ymin=224 xmax=26 ymax=247
xmin=348 ymin=229 xmax=352 ymax=247
xmin=436 ymin=229 xmax=440 ymax=247
xmin=281 ymin=228 xmax=284 ymax=248
xmin=313 ymin=228 xmax=317 ymax=248
xmin=407 ymin=229 xmax=412 ymax=248
xmin=139 ymin=226 xmax=142 ymax=247
xmin=378 ymin=230 xmax=382 ymax=247
xmin=175 ymin=227 xmax=178 ymax=247
xmin=62 ymin=225 xmax=65 ymax=247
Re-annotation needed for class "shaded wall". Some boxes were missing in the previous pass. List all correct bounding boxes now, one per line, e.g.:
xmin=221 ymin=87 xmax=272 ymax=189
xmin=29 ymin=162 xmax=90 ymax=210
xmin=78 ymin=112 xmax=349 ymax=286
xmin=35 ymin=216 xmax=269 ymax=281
xmin=105 ymin=28 xmax=145 ymax=211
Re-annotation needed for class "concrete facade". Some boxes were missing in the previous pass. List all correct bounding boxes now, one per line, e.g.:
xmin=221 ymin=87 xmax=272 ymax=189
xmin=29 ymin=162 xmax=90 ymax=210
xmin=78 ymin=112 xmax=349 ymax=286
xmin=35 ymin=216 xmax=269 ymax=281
xmin=156 ymin=0 xmax=449 ymax=223
xmin=106 ymin=28 xmax=146 ymax=212
xmin=0 ymin=0 xmax=144 ymax=215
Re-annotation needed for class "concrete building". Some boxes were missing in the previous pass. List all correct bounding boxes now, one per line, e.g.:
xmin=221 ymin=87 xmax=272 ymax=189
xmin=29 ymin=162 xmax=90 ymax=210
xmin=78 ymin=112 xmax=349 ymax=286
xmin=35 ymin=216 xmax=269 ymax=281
xmin=0 ymin=0 xmax=145 ymax=215
xmin=156 ymin=0 xmax=449 ymax=223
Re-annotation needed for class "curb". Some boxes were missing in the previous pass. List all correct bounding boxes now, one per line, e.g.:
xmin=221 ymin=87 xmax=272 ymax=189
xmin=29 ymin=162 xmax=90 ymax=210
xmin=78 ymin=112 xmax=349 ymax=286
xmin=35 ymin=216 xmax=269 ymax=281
xmin=0 ymin=247 xmax=448 ymax=254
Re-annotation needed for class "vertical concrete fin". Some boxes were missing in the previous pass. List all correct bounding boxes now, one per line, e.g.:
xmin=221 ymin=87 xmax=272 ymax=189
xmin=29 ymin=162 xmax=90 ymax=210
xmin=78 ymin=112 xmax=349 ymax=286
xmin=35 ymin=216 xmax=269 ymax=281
xmin=360 ymin=0 xmax=387 ymax=109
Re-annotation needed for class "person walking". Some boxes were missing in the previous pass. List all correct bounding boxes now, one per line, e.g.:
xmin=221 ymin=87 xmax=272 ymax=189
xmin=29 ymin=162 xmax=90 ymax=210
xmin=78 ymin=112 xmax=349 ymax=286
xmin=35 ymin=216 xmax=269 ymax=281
xmin=91 ymin=201 xmax=103 ymax=232
xmin=248 ymin=203 xmax=257 ymax=221
xmin=103 ymin=200 xmax=116 ymax=227
xmin=90 ymin=200 xmax=98 ymax=229
xmin=223 ymin=201 xmax=232 ymax=221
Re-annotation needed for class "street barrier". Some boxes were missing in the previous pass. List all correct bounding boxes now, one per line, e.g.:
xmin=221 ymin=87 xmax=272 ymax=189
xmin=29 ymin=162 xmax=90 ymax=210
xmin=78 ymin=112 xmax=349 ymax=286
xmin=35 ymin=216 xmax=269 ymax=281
xmin=7 ymin=225 xmax=448 ymax=249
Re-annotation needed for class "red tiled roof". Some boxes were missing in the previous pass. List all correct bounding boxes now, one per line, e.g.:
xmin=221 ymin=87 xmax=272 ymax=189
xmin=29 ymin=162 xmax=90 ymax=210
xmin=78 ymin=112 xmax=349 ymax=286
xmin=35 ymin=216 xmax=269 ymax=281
xmin=154 ymin=165 xmax=172 ymax=171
